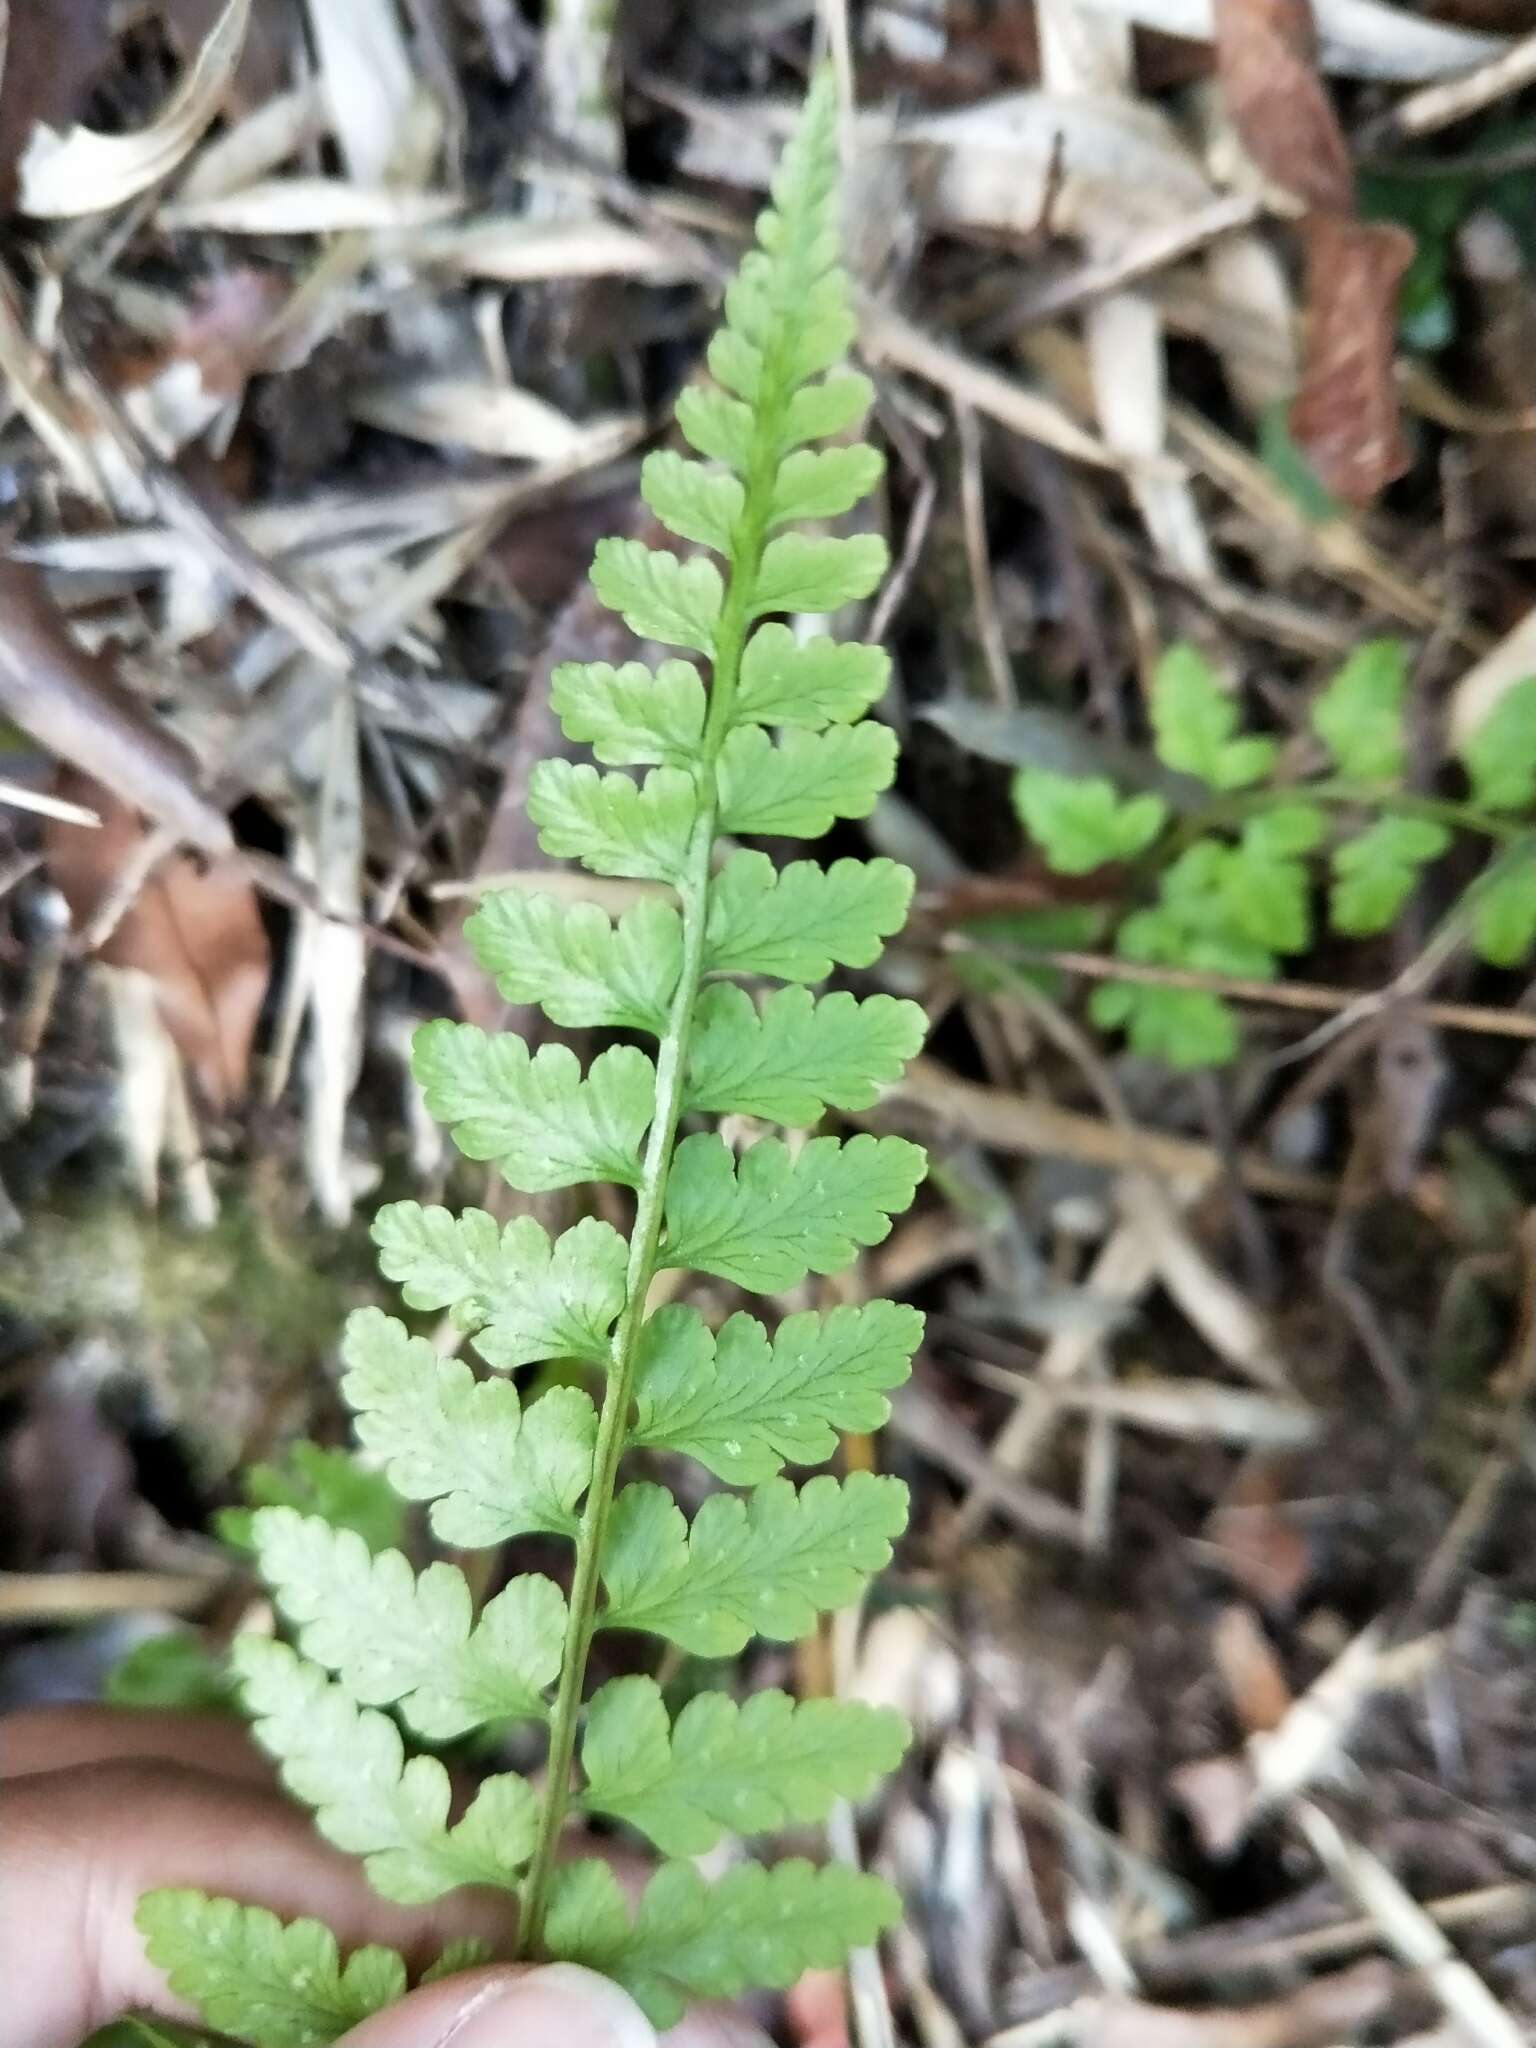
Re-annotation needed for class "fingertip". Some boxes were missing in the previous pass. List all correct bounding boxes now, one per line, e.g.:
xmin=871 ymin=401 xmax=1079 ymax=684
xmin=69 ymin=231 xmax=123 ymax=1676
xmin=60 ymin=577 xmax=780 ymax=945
xmin=337 ymin=1962 xmax=656 ymax=2048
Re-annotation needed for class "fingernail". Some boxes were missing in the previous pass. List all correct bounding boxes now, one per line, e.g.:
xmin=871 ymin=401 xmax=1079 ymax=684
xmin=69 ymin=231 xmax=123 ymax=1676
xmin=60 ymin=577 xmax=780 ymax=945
xmin=433 ymin=1964 xmax=656 ymax=2048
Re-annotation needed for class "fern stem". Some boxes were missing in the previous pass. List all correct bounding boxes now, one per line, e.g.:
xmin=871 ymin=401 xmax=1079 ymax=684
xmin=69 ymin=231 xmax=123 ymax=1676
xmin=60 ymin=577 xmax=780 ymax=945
xmin=518 ymin=406 xmax=787 ymax=1960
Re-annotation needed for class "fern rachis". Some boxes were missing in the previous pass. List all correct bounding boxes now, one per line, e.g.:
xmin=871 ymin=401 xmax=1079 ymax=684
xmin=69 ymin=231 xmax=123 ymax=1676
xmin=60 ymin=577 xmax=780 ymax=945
xmin=138 ymin=71 xmax=925 ymax=2043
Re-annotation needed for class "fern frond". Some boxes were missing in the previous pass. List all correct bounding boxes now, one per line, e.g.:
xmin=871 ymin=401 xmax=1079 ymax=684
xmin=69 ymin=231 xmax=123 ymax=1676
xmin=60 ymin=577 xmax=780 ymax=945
xmin=160 ymin=71 xmax=925 ymax=2034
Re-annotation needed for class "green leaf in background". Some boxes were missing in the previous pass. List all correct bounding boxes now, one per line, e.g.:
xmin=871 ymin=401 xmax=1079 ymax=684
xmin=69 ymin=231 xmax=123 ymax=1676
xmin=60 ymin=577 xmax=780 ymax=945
xmin=104 ymin=1632 xmax=234 ymax=1715
xmin=1013 ymin=766 xmax=1168 ymax=874
xmin=1089 ymin=978 xmax=1240 ymax=1068
xmin=1329 ymin=816 xmax=1450 ymax=934
xmin=1458 ymin=677 xmax=1536 ymax=813
xmin=215 ymin=1440 xmax=404 ymax=1558
xmin=1151 ymin=645 xmax=1277 ymax=791
xmin=1311 ymin=640 xmax=1408 ymax=782
xmin=1258 ymin=399 xmax=1339 ymax=524
xmin=1469 ymin=849 xmax=1536 ymax=965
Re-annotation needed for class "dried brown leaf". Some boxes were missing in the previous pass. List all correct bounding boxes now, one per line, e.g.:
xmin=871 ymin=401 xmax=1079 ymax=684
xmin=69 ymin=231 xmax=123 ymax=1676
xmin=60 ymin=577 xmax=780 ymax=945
xmin=1211 ymin=1602 xmax=1293 ymax=1732
xmin=1290 ymin=213 xmax=1415 ymax=505
xmin=46 ymin=773 xmax=270 ymax=1111
xmin=1212 ymin=0 xmax=1354 ymax=209
xmin=0 ymin=0 xmax=112 ymax=206
xmin=0 ymin=562 xmax=230 ymax=853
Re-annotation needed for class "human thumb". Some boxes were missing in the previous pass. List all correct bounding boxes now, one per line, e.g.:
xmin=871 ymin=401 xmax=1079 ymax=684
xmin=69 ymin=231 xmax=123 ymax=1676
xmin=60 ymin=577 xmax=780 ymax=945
xmin=336 ymin=1964 xmax=655 ymax=2048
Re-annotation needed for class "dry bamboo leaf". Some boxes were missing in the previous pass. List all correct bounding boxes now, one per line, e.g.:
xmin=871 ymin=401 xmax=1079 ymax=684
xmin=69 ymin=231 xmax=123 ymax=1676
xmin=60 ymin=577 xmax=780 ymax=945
xmin=176 ymin=78 xmax=329 ymax=203
xmin=0 ymin=562 xmax=229 ymax=853
xmin=988 ymin=1960 xmax=1394 ymax=2048
xmin=17 ymin=0 xmax=251 ymax=218
xmin=159 ymin=176 xmax=461 ymax=232
xmin=1449 ymin=601 xmax=1536 ymax=746
xmin=46 ymin=774 xmax=270 ymax=1112
xmin=1212 ymin=0 xmax=1354 ymax=210
xmin=1071 ymin=0 xmax=1505 ymax=79
xmin=910 ymin=93 xmax=1214 ymax=250
xmin=350 ymin=378 xmax=637 ymax=461
xmin=1290 ymin=213 xmax=1415 ymax=506
xmin=304 ymin=0 xmax=414 ymax=187
xmin=396 ymin=216 xmax=688 ymax=285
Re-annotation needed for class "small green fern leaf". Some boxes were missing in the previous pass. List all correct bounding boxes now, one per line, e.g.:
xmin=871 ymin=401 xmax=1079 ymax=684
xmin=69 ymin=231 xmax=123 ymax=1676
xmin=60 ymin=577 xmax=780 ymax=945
xmin=716 ymin=723 xmax=897 ymax=836
xmin=464 ymin=890 xmax=681 ymax=1035
xmin=550 ymin=656 xmax=706 ymax=767
xmin=704 ymin=851 xmax=915 ymax=980
xmin=600 ymin=1472 xmax=908 ymax=1654
xmin=526 ymin=759 xmax=696 ymax=883
xmin=685 ymin=984 xmax=926 ymax=1123
xmin=735 ymin=625 xmax=890 ymax=728
xmin=236 ymin=1640 xmax=536 ymax=1900
xmin=542 ymin=1856 xmax=901 ymax=2032
xmin=136 ymin=1892 xmax=407 ymax=2048
xmin=579 ymin=1675 xmax=910 ymax=1855
xmin=662 ymin=1131 xmax=926 ymax=1290
xmin=249 ymin=1509 xmax=565 ymax=1736
xmin=630 ymin=1300 xmax=921 ymax=1483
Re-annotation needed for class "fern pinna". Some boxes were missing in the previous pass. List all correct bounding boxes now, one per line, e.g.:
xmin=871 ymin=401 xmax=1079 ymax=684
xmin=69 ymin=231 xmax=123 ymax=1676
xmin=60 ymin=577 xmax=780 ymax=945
xmin=138 ymin=72 xmax=927 ymax=2041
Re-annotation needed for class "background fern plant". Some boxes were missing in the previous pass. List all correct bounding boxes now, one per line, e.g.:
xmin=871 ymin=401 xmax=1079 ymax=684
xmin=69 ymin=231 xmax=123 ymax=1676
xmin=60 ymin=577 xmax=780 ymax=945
xmin=1008 ymin=641 xmax=1536 ymax=1067
xmin=135 ymin=70 xmax=928 ymax=2042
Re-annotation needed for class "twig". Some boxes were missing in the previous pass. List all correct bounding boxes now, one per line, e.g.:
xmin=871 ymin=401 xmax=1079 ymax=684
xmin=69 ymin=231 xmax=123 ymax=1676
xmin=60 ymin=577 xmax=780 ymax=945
xmin=0 ymin=1571 xmax=221 ymax=1619
xmin=955 ymin=400 xmax=1013 ymax=705
xmin=1385 ymin=27 xmax=1536 ymax=137
xmin=869 ymin=1056 xmax=1331 ymax=1203
xmin=942 ymin=933 xmax=1536 ymax=1042
xmin=1292 ymin=1801 xmax=1525 ymax=2048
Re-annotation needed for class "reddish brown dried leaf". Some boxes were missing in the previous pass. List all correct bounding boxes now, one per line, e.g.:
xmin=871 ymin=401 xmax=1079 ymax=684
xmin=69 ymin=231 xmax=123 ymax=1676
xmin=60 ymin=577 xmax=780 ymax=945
xmin=46 ymin=773 xmax=270 ymax=1111
xmin=1291 ymin=214 xmax=1416 ymax=507
xmin=1212 ymin=0 xmax=1354 ymax=212
xmin=1211 ymin=1602 xmax=1292 ymax=1733
xmin=0 ymin=562 xmax=230 ymax=853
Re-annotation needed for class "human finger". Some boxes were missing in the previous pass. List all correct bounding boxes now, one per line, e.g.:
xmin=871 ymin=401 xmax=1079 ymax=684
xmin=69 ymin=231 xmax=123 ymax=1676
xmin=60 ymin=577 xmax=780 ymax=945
xmin=0 ymin=1704 xmax=274 ymax=1785
xmin=2 ymin=1758 xmax=512 ymax=2048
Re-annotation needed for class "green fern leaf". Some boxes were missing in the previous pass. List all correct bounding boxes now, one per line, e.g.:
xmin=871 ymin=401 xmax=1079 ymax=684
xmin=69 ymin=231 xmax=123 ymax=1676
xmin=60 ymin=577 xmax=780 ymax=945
xmin=543 ymin=1856 xmax=901 ymax=2031
xmin=235 ymin=1640 xmax=535 ymax=1900
xmin=1014 ymin=768 xmax=1168 ymax=874
xmin=704 ymin=852 xmax=915 ymax=980
xmin=781 ymin=371 xmax=876 ymax=452
xmin=708 ymin=326 xmax=761 ymax=402
xmin=590 ymin=537 xmax=723 ymax=653
xmin=600 ymin=1472 xmax=908 ymax=1654
xmin=1152 ymin=645 xmax=1276 ymax=791
xmin=527 ymin=760 xmax=696 ymax=883
xmin=370 ymin=1209 xmax=627 ymax=1365
xmin=579 ymin=1675 xmax=909 ymax=1855
xmin=716 ymin=724 xmax=896 ymax=837
xmin=413 ymin=1027 xmax=653 ymax=1190
xmin=662 ymin=1131 xmax=925 ymax=1290
xmin=136 ymin=1892 xmax=406 ymax=2048
xmin=749 ymin=532 xmax=887 ymax=616
xmin=1329 ymin=816 xmax=1450 ymax=934
xmin=630 ymin=1300 xmax=921 ymax=1483
xmin=464 ymin=891 xmax=681 ymax=1035
xmin=1311 ymin=639 xmax=1406 ymax=782
xmin=341 ymin=1311 xmax=597 ymax=1544
xmin=675 ymin=385 xmax=755 ymax=472
xmin=640 ymin=450 xmax=745 ymax=554
xmin=1470 ymin=849 xmax=1536 ymax=964
xmin=768 ymin=445 xmax=885 ymax=527
xmin=684 ymin=984 xmax=925 ymax=1123
xmin=1458 ymin=677 xmax=1536 ymax=812
xmin=735 ymin=626 xmax=889 ymax=728
xmin=249 ymin=1509 xmax=565 ymax=1737
xmin=549 ymin=658 xmax=706 ymax=768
